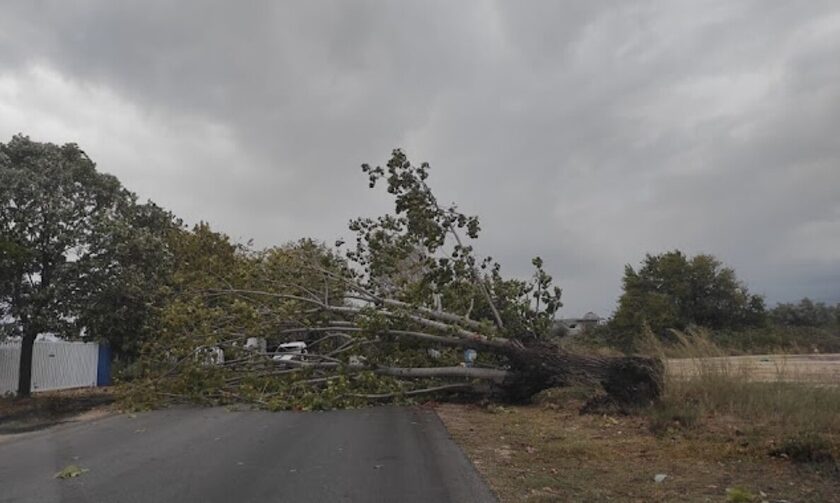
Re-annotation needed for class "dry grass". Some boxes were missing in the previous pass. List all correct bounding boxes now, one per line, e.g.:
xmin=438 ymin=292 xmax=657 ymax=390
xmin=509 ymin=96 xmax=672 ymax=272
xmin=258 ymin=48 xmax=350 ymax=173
xmin=0 ymin=388 xmax=114 ymax=434
xmin=653 ymin=330 xmax=840 ymax=444
xmin=438 ymin=398 xmax=840 ymax=502
xmin=668 ymin=353 xmax=840 ymax=384
xmin=438 ymin=332 xmax=840 ymax=502
xmin=656 ymin=367 xmax=840 ymax=438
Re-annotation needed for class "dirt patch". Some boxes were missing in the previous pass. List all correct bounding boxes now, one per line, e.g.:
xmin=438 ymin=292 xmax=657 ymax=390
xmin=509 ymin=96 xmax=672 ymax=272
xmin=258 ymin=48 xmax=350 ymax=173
xmin=0 ymin=388 xmax=115 ymax=435
xmin=436 ymin=402 xmax=840 ymax=502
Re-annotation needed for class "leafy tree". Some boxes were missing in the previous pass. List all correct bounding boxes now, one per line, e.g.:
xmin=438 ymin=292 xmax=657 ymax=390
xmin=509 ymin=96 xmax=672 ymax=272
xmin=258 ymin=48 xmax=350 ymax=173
xmin=123 ymin=226 xmax=355 ymax=408
xmin=351 ymin=151 xmax=563 ymax=339
xmin=610 ymin=250 xmax=765 ymax=347
xmin=73 ymin=200 xmax=176 ymax=359
xmin=0 ymin=135 xmax=170 ymax=395
xmin=769 ymin=298 xmax=838 ymax=328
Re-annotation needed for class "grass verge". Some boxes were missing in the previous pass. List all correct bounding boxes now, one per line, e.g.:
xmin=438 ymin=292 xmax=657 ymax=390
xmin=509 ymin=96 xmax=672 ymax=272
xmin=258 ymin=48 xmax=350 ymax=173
xmin=438 ymin=334 xmax=840 ymax=502
xmin=438 ymin=394 xmax=839 ymax=502
xmin=0 ymin=388 xmax=114 ymax=434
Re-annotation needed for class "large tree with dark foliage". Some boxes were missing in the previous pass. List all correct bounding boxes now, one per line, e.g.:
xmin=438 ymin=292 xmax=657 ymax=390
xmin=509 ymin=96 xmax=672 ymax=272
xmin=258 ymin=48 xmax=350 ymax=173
xmin=0 ymin=135 xmax=171 ymax=396
xmin=610 ymin=250 xmax=766 ymax=347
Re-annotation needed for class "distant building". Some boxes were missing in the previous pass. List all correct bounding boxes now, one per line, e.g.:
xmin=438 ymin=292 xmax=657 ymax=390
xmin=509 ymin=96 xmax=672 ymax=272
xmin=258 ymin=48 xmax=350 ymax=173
xmin=558 ymin=312 xmax=603 ymax=336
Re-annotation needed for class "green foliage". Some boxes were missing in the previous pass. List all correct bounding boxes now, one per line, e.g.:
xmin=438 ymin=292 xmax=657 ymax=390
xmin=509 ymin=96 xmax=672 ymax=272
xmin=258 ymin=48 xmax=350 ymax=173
xmin=119 ymin=228 xmax=376 ymax=409
xmin=725 ymin=487 xmax=757 ymax=503
xmin=143 ymin=227 xmax=338 ymax=359
xmin=0 ymin=135 xmax=174 ymax=356
xmin=54 ymin=464 xmax=89 ymax=480
xmin=1 ymin=135 xmax=126 ymax=340
xmin=769 ymin=298 xmax=839 ymax=328
xmin=710 ymin=325 xmax=840 ymax=354
xmin=0 ymin=135 xmax=177 ymax=394
xmin=351 ymin=149 xmax=563 ymax=340
xmin=609 ymin=250 xmax=765 ymax=350
xmin=122 ymin=149 xmax=571 ymax=410
xmin=73 ymin=201 xmax=176 ymax=358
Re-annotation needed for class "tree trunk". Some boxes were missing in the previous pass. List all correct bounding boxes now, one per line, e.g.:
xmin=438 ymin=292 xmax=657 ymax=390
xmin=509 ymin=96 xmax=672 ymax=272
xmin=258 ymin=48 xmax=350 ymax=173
xmin=497 ymin=343 xmax=664 ymax=406
xmin=17 ymin=330 xmax=36 ymax=398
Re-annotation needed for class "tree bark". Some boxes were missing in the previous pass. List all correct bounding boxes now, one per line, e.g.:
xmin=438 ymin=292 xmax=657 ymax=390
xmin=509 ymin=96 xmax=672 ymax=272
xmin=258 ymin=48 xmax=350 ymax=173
xmin=17 ymin=329 xmax=36 ymax=398
xmin=498 ymin=343 xmax=664 ymax=406
xmin=282 ymin=360 xmax=510 ymax=382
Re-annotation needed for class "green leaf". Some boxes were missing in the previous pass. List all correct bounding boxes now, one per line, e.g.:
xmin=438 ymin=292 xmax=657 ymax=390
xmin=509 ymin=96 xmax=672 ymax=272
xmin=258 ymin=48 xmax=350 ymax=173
xmin=55 ymin=464 xmax=89 ymax=479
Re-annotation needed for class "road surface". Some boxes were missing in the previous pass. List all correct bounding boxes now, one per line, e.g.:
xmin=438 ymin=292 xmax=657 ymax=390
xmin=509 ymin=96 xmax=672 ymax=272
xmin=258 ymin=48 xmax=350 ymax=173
xmin=0 ymin=406 xmax=496 ymax=502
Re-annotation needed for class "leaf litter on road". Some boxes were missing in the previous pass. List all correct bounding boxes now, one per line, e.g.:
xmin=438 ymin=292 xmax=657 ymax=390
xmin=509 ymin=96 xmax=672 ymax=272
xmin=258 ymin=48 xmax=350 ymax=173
xmin=55 ymin=464 xmax=89 ymax=479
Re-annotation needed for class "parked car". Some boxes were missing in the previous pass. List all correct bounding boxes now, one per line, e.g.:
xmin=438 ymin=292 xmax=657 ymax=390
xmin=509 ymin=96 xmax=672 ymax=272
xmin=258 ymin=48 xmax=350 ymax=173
xmin=272 ymin=342 xmax=308 ymax=366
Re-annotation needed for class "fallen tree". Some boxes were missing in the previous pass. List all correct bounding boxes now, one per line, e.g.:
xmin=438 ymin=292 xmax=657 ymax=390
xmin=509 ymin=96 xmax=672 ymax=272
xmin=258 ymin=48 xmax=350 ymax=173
xmin=123 ymin=150 xmax=663 ymax=410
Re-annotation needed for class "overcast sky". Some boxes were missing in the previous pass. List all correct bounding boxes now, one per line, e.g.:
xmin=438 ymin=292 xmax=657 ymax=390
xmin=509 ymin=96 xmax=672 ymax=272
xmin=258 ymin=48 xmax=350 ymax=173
xmin=1 ymin=1 xmax=838 ymax=316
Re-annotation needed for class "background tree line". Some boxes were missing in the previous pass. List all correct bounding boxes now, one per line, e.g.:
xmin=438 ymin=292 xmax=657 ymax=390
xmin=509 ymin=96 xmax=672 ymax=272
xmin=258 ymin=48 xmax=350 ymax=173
xmin=591 ymin=250 xmax=839 ymax=353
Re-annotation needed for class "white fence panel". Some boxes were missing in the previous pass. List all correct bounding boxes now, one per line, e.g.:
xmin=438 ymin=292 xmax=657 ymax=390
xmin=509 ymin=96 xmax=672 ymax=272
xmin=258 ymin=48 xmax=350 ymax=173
xmin=0 ymin=342 xmax=21 ymax=395
xmin=32 ymin=342 xmax=99 ymax=392
xmin=0 ymin=341 xmax=99 ymax=395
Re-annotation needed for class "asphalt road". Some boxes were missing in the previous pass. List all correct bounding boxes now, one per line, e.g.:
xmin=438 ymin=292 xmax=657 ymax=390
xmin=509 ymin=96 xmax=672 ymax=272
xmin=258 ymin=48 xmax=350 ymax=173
xmin=0 ymin=406 xmax=496 ymax=502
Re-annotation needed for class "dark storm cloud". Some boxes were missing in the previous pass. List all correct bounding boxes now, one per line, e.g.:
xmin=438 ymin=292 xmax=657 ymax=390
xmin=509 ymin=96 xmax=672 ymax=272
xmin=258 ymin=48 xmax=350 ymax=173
xmin=1 ymin=1 xmax=838 ymax=314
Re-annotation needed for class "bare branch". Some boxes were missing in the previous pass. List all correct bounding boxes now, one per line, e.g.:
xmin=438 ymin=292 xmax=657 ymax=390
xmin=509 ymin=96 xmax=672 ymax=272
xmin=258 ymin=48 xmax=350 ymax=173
xmin=206 ymin=288 xmax=326 ymax=307
xmin=327 ymin=304 xmax=504 ymax=343
xmin=281 ymin=325 xmax=510 ymax=351
xmin=428 ymin=189 xmax=505 ymax=330
xmin=350 ymin=383 xmax=478 ymax=400
xmin=210 ymin=287 xmax=507 ymax=345
xmin=307 ymin=332 xmax=353 ymax=348
xmin=353 ymin=294 xmax=486 ymax=331
xmin=281 ymin=360 xmax=509 ymax=383
xmin=300 ymin=263 xmax=487 ymax=331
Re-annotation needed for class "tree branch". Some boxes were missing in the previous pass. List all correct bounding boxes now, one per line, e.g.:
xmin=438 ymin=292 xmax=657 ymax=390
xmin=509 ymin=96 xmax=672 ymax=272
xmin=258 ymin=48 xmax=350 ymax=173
xmin=350 ymin=383 xmax=479 ymax=400
xmin=281 ymin=360 xmax=509 ymax=383
xmin=210 ymin=287 xmax=508 ymax=345
xmin=280 ymin=325 xmax=510 ymax=351
xmin=299 ymin=263 xmax=487 ymax=331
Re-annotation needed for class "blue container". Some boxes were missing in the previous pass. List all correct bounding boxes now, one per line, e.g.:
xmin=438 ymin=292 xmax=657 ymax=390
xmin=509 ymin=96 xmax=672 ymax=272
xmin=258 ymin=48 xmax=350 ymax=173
xmin=96 ymin=344 xmax=112 ymax=386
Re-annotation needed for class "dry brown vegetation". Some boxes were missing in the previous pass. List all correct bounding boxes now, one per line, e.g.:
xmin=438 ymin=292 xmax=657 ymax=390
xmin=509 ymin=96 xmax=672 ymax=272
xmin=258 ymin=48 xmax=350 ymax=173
xmin=668 ymin=353 xmax=840 ymax=384
xmin=438 ymin=332 xmax=840 ymax=502
xmin=438 ymin=392 xmax=839 ymax=501
xmin=0 ymin=388 xmax=114 ymax=435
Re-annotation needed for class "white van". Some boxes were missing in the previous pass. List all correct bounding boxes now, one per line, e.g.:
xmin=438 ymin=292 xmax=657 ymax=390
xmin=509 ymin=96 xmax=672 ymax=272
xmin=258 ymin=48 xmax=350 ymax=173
xmin=272 ymin=342 xmax=308 ymax=365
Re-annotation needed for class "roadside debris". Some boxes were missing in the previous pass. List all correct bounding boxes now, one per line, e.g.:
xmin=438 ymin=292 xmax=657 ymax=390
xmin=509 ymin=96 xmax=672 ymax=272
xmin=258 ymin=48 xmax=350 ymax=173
xmin=55 ymin=464 xmax=89 ymax=479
